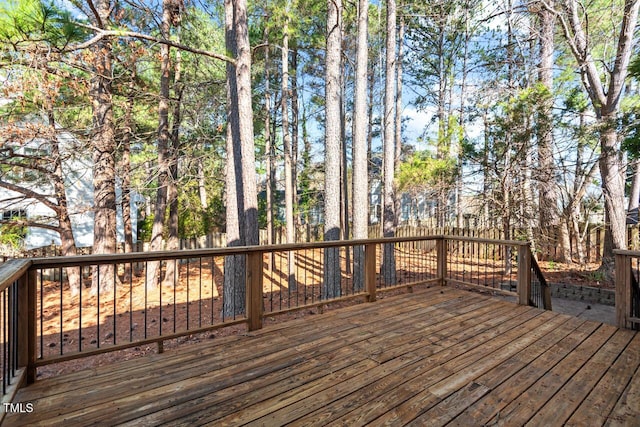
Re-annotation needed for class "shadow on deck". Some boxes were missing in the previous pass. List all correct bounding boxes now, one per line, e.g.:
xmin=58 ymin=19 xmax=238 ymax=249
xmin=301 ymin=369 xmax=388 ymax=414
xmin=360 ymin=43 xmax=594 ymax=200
xmin=5 ymin=286 xmax=640 ymax=426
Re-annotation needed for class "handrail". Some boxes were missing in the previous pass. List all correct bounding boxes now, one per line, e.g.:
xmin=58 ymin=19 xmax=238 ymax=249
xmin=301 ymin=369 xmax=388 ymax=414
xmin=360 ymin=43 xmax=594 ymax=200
xmin=615 ymin=251 xmax=640 ymax=330
xmin=0 ymin=260 xmax=31 ymax=294
xmin=629 ymin=264 xmax=640 ymax=331
xmin=613 ymin=249 xmax=640 ymax=257
xmin=0 ymin=234 xmax=537 ymax=394
xmin=25 ymin=235 xmax=530 ymax=269
xmin=531 ymin=256 xmax=552 ymax=310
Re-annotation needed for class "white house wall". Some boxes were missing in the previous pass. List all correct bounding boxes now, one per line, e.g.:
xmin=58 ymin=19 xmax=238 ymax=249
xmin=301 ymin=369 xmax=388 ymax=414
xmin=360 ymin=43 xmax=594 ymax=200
xmin=0 ymin=129 xmax=138 ymax=250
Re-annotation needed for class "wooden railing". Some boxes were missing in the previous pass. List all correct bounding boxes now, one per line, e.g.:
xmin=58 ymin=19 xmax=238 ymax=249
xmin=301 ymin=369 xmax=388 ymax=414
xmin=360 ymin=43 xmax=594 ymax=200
xmin=0 ymin=235 xmax=542 ymax=395
xmin=531 ymin=256 xmax=552 ymax=310
xmin=0 ymin=259 xmax=31 ymax=410
xmin=614 ymin=250 xmax=640 ymax=331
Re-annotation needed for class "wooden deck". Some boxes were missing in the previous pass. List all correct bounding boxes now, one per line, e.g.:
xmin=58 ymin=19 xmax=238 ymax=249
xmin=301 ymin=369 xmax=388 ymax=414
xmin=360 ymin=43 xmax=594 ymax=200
xmin=5 ymin=286 xmax=640 ymax=426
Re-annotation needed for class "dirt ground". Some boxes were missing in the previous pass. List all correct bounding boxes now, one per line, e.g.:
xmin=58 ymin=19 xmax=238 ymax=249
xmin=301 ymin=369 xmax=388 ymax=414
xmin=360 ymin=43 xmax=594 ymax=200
xmin=537 ymin=260 xmax=614 ymax=289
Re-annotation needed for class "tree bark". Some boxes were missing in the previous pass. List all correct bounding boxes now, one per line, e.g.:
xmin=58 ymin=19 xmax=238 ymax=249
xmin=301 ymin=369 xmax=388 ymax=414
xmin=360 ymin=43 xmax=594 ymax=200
xmin=165 ymin=17 xmax=184 ymax=287
xmin=382 ymin=0 xmax=397 ymax=286
xmin=45 ymin=95 xmax=81 ymax=295
xmin=147 ymin=0 xmax=174 ymax=289
xmin=393 ymin=13 xmax=404 ymax=228
xmin=291 ymin=46 xmax=300 ymax=231
xmin=537 ymin=0 xmax=560 ymax=260
xmin=281 ymin=17 xmax=296 ymax=290
xmin=352 ymin=0 xmax=369 ymax=291
xmin=233 ymin=0 xmax=259 ymax=248
xmin=89 ymin=0 xmax=117 ymax=294
xmin=323 ymin=0 xmax=343 ymax=299
xmin=555 ymin=0 xmax=639 ymax=271
xmin=263 ymin=27 xmax=274 ymax=266
xmin=121 ymin=67 xmax=135 ymax=260
xmin=223 ymin=0 xmax=259 ymax=317
xmin=224 ymin=0 xmax=244 ymax=317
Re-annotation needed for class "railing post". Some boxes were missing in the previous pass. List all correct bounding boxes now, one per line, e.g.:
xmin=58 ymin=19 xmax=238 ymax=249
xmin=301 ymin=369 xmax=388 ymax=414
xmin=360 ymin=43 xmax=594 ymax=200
xmin=246 ymin=251 xmax=264 ymax=332
xmin=365 ymin=243 xmax=377 ymax=302
xmin=518 ymin=244 xmax=532 ymax=306
xmin=17 ymin=271 xmax=28 ymax=372
xmin=437 ymin=237 xmax=447 ymax=286
xmin=615 ymin=252 xmax=630 ymax=329
xmin=26 ymin=269 xmax=36 ymax=384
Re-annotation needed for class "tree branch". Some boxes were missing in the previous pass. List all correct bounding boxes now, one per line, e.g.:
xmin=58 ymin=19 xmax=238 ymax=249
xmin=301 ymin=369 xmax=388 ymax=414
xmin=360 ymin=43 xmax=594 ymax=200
xmin=539 ymin=0 xmax=607 ymax=106
xmin=66 ymin=26 xmax=236 ymax=65
xmin=85 ymin=0 xmax=104 ymax=29
xmin=0 ymin=218 xmax=60 ymax=232
xmin=0 ymin=180 xmax=59 ymax=212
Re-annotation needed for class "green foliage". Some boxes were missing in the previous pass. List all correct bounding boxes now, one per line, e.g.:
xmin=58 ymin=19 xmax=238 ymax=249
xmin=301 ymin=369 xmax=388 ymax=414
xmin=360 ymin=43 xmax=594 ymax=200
xmin=137 ymin=215 xmax=154 ymax=243
xmin=178 ymin=193 xmax=225 ymax=239
xmin=397 ymin=151 xmax=456 ymax=194
xmin=586 ymin=270 xmax=606 ymax=283
xmin=0 ymin=222 xmax=26 ymax=249
xmin=0 ymin=0 xmax=87 ymax=48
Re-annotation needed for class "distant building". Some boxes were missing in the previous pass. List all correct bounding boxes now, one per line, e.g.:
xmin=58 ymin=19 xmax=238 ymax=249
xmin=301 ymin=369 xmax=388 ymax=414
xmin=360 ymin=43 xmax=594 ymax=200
xmin=0 ymin=125 xmax=140 ymax=250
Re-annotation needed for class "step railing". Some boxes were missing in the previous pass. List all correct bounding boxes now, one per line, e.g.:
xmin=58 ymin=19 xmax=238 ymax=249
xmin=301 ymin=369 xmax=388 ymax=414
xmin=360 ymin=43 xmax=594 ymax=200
xmin=0 ymin=235 xmax=539 ymax=393
xmin=615 ymin=250 xmax=640 ymax=330
xmin=531 ymin=256 xmax=552 ymax=310
xmin=0 ymin=259 xmax=31 ymax=412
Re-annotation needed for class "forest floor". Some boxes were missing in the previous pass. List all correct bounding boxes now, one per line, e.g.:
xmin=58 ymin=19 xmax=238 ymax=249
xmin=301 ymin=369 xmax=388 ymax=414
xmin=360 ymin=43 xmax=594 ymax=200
xmin=537 ymin=260 xmax=614 ymax=289
xmin=29 ymin=255 xmax=611 ymax=381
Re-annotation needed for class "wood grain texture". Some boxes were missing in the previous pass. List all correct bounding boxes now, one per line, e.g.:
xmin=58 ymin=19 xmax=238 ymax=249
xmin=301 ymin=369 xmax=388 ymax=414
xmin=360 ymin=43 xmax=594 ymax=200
xmin=4 ymin=286 xmax=639 ymax=427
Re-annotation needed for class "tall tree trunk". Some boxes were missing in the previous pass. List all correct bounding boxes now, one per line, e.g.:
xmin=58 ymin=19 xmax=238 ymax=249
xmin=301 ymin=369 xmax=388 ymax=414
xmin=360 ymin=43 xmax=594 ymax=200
xmin=340 ymin=36 xmax=350 ymax=273
xmin=166 ymin=12 xmax=184 ymax=283
xmin=165 ymin=39 xmax=183 ymax=286
xmin=147 ymin=0 xmax=173 ymax=289
xmin=537 ymin=1 xmax=561 ymax=261
xmin=233 ymin=0 xmax=259 ymax=249
xmin=301 ymin=100 xmax=312 ymax=242
xmin=323 ymin=0 xmax=343 ymax=299
xmin=281 ymin=17 xmax=296 ymax=290
xmin=197 ymin=157 xmax=208 ymax=209
xmin=352 ymin=0 xmax=369 ymax=291
xmin=263 ymin=27 xmax=274 ymax=265
xmin=482 ymin=109 xmax=491 ymax=228
xmin=367 ymin=58 xmax=375 ymax=195
xmin=393 ymin=13 xmax=404 ymax=227
xmin=45 ymin=95 xmax=80 ymax=295
xmin=223 ymin=0 xmax=259 ymax=317
xmin=600 ymin=124 xmax=627 ymax=267
xmin=457 ymin=3 xmax=471 ymax=229
xmin=291 ymin=46 xmax=300 ymax=232
xmin=224 ymin=0 xmax=245 ymax=317
xmin=382 ymin=0 xmax=397 ymax=286
xmin=89 ymin=0 xmax=117 ymax=294
xmin=121 ymin=65 xmax=136 ymax=278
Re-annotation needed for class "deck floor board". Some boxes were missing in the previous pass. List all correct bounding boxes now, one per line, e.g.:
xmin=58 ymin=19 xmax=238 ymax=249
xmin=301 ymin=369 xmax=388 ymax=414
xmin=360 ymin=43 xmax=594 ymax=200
xmin=5 ymin=286 xmax=639 ymax=426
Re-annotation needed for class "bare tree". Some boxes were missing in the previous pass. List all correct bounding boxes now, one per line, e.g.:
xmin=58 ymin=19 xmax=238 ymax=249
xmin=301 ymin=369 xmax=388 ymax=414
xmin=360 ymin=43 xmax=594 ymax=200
xmin=551 ymin=0 xmax=640 ymax=272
